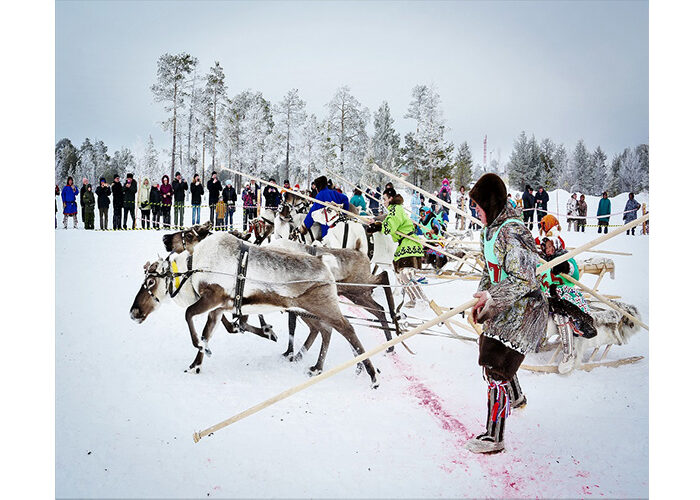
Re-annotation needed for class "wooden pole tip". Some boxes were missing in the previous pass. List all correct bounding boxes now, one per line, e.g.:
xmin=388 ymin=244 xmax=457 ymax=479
xmin=193 ymin=431 xmax=201 ymax=443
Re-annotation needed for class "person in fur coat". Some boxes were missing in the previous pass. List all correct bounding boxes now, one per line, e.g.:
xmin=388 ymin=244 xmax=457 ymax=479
xmin=467 ymin=173 xmax=548 ymax=454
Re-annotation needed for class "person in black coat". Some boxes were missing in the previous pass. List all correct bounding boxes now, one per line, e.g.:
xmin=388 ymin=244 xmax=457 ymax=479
xmin=150 ymin=182 xmax=162 ymax=229
xmin=222 ymin=179 xmax=237 ymax=230
xmin=172 ymin=171 xmax=189 ymax=229
xmin=207 ymin=171 xmax=222 ymax=223
xmin=111 ymin=174 xmax=124 ymax=230
xmin=190 ymin=174 xmax=204 ymax=225
xmin=262 ymin=178 xmax=281 ymax=211
xmin=123 ymin=173 xmax=137 ymax=229
xmin=95 ymin=177 xmax=111 ymax=230
xmin=534 ymin=186 xmax=549 ymax=223
xmin=522 ymin=185 xmax=536 ymax=230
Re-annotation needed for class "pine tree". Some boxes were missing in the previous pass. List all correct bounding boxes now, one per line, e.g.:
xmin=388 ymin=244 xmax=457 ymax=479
xmin=203 ymin=61 xmax=227 ymax=171
xmin=92 ymin=140 xmax=110 ymax=182
xmin=539 ymin=138 xmax=559 ymax=190
xmin=299 ymin=113 xmax=325 ymax=188
xmin=453 ymin=142 xmax=474 ymax=188
xmin=590 ymin=146 xmax=608 ymax=195
xmin=151 ymin=52 xmax=198 ymax=180
xmin=619 ymin=147 xmax=642 ymax=193
xmin=55 ymin=138 xmax=78 ymax=185
xmin=636 ymin=144 xmax=649 ymax=191
xmin=571 ymin=140 xmax=593 ymax=193
xmin=141 ymin=135 xmax=161 ymax=182
xmin=110 ymin=147 xmax=136 ymax=178
xmin=273 ymin=89 xmax=307 ymax=183
xmin=325 ymin=86 xmax=369 ymax=180
xmin=606 ymin=153 xmax=622 ymax=196
xmin=507 ymin=131 xmax=530 ymax=190
xmin=404 ymin=84 xmax=450 ymax=189
xmin=368 ymin=101 xmax=400 ymax=185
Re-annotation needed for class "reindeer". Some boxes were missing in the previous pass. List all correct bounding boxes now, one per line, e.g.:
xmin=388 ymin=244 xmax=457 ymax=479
xmin=266 ymin=238 xmax=401 ymax=357
xmin=131 ymin=231 xmax=380 ymax=387
xmin=164 ymin=224 xmax=401 ymax=360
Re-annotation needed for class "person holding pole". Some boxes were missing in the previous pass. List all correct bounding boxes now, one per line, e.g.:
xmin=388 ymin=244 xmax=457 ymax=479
xmin=467 ymin=173 xmax=548 ymax=454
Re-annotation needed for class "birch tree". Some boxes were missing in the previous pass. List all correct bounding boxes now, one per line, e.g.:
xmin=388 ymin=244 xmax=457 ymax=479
xmin=203 ymin=61 xmax=227 ymax=171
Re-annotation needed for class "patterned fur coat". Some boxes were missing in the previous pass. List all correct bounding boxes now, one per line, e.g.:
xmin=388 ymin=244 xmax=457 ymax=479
xmin=477 ymin=203 xmax=549 ymax=354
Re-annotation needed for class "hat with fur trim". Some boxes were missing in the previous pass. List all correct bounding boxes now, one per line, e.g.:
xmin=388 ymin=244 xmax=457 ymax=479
xmin=468 ymin=173 xmax=507 ymax=226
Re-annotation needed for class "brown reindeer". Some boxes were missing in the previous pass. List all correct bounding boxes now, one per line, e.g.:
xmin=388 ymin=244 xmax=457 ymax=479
xmin=132 ymin=232 xmax=379 ymax=387
xmin=164 ymin=225 xmax=400 ymax=359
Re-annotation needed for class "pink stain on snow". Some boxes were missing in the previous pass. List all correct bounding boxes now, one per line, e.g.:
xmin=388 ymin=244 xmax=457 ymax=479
xmin=390 ymin=354 xmax=597 ymax=498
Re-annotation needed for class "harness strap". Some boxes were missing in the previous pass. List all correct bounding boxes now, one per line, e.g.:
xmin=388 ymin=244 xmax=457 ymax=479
xmin=342 ymin=222 xmax=349 ymax=249
xmin=169 ymin=254 xmax=199 ymax=299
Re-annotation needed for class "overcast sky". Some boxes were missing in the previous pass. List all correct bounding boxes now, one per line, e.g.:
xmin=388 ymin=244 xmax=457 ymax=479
xmin=55 ymin=0 xmax=648 ymax=167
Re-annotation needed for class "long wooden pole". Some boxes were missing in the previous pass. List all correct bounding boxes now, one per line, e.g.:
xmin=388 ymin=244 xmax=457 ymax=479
xmin=567 ymin=247 xmax=633 ymax=257
xmin=193 ymin=298 xmax=478 ymax=443
xmin=561 ymin=273 xmax=648 ymax=330
xmin=372 ymin=163 xmax=483 ymax=228
xmin=326 ymin=166 xmax=424 ymax=220
xmin=224 ymin=168 xmax=373 ymax=225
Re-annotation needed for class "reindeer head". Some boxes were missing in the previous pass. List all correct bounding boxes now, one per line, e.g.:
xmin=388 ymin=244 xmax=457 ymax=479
xmin=130 ymin=259 xmax=169 ymax=323
xmin=163 ymin=222 xmax=212 ymax=254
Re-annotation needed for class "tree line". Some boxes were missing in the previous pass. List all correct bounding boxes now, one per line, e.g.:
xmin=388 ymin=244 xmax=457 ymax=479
xmin=55 ymin=51 xmax=648 ymax=196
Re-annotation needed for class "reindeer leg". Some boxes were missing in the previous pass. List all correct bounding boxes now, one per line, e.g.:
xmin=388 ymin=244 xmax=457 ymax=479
xmin=184 ymin=289 xmax=225 ymax=373
xmin=200 ymin=308 xmax=224 ymax=357
xmin=308 ymin=327 xmax=332 ymax=376
xmin=348 ymin=291 xmax=394 ymax=351
xmin=283 ymin=312 xmax=298 ymax=359
xmin=293 ymin=318 xmax=319 ymax=363
xmin=379 ymin=270 xmax=401 ymax=343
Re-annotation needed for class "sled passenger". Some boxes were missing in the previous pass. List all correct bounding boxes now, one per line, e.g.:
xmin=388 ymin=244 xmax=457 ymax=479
xmin=538 ymin=237 xmax=597 ymax=374
xmin=416 ymin=205 xmax=448 ymax=269
xmin=299 ymin=175 xmax=350 ymax=238
xmin=367 ymin=187 xmax=427 ymax=309
xmin=467 ymin=173 xmax=548 ymax=454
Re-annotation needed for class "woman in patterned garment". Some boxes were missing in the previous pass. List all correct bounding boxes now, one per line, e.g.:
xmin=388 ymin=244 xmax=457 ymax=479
xmin=538 ymin=237 xmax=597 ymax=374
xmin=467 ymin=173 xmax=548 ymax=454
xmin=369 ymin=187 xmax=426 ymax=308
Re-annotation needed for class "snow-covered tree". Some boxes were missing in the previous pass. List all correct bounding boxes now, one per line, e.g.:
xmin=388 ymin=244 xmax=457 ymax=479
xmin=325 ymin=86 xmax=369 ymax=180
xmin=539 ymin=138 xmax=559 ymax=190
xmin=590 ymin=146 xmax=608 ymax=195
xmin=507 ymin=132 xmax=533 ymax=190
xmin=570 ymin=140 xmax=593 ymax=193
xmin=619 ymin=147 xmax=643 ymax=193
xmin=606 ymin=153 xmax=622 ymax=196
xmin=139 ymin=135 xmax=161 ymax=182
xmin=55 ymin=138 xmax=78 ymax=185
xmin=298 ymin=113 xmax=326 ymax=188
xmin=273 ymin=89 xmax=307 ymax=183
xmin=201 ymin=61 xmax=228 ymax=172
xmin=110 ymin=147 xmax=136 ymax=179
xmin=404 ymin=84 xmax=450 ymax=189
xmin=241 ymin=92 xmax=276 ymax=178
xmin=151 ymin=52 xmax=198 ymax=180
xmin=636 ymin=144 xmax=649 ymax=191
xmin=453 ymin=141 xmax=474 ymax=188
xmin=368 ymin=101 xmax=400 ymax=185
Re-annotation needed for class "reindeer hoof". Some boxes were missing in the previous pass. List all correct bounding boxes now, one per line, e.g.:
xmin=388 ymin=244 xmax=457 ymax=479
xmin=204 ymin=348 xmax=212 ymax=357
xmin=386 ymin=346 xmax=395 ymax=353
xmin=307 ymin=367 xmax=322 ymax=377
xmin=185 ymin=366 xmax=201 ymax=374
xmin=371 ymin=380 xmax=380 ymax=390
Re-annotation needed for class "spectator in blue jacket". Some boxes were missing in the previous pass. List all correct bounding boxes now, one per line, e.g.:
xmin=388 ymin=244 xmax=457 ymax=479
xmin=300 ymin=175 xmax=350 ymax=238
xmin=61 ymin=176 xmax=80 ymax=229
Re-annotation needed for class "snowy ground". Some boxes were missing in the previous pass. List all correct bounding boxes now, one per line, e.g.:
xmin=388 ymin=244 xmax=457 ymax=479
xmin=55 ymin=196 xmax=648 ymax=498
